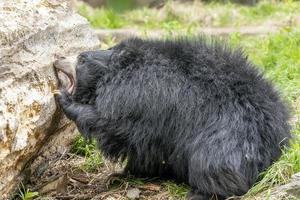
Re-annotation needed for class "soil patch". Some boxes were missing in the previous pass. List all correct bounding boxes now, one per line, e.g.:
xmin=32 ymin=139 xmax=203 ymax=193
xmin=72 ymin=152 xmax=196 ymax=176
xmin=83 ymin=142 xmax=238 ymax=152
xmin=28 ymin=153 xmax=176 ymax=200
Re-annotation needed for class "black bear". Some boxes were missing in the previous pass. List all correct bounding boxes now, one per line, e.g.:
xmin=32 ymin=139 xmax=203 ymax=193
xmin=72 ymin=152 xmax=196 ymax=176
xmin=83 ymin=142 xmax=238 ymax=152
xmin=55 ymin=37 xmax=291 ymax=200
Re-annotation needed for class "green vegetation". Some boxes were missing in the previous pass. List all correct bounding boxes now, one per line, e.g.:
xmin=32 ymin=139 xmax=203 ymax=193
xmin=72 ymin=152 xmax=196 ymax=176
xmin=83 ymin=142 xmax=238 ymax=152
xmin=81 ymin=151 xmax=103 ymax=172
xmin=17 ymin=183 xmax=39 ymax=200
xmin=71 ymin=135 xmax=103 ymax=172
xmin=163 ymin=181 xmax=189 ymax=199
xmin=77 ymin=5 xmax=126 ymax=28
xmin=107 ymin=176 xmax=149 ymax=190
xmin=77 ymin=0 xmax=300 ymax=30
xmin=71 ymin=135 xmax=97 ymax=156
xmin=230 ymin=29 xmax=300 ymax=102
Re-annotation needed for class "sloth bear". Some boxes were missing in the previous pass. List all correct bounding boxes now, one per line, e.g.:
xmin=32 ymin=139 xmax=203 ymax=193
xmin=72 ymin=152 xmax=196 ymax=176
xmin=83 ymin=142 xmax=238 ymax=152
xmin=55 ymin=37 xmax=291 ymax=200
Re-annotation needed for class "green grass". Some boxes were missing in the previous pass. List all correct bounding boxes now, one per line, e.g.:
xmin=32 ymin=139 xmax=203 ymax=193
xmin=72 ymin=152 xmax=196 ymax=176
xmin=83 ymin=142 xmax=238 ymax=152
xmin=77 ymin=4 xmax=127 ymax=28
xmin=17 ymin=183 xmax=39 ymax=200
xmin=163 ymin=181 xmax=189 ymax=199
xmin=230 ymin=28 xmax=300 ymax=102
xmin=210 ymin=0 xmax=300 ymax=27
xmin=71 ymin=135 xmax=103 ymax=172
xmin=71 ymin=135 xmax=97 ymax=157
xmin=77 ymin=0 xmax=300 ymax=30
xmin=107 ymin=176 xmax=149 ymax=190
xmin=81 ymin=151 xmax=103 ymax=172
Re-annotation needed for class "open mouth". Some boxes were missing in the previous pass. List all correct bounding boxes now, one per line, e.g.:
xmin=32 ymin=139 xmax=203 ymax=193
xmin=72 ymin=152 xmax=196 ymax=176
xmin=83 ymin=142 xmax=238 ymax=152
xmin=53 ymin=57 xmax=75 ymax=94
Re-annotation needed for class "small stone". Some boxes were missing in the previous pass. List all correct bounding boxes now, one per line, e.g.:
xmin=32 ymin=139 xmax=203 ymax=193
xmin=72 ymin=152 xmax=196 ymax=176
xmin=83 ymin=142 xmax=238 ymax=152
xmin=126 ymin=188 xmax=141 ymax=199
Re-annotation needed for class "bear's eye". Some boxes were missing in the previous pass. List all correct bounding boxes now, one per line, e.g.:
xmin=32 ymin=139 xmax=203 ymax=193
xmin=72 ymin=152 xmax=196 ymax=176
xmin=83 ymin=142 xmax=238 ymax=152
xmin=78 ymin=57 xmax=86 ymax=65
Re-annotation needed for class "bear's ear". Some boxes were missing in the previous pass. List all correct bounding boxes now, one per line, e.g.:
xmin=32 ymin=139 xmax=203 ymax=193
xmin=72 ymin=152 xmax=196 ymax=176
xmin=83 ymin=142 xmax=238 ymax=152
xmin=117 ymin=45 xmax=144 ymax=68
xmin=110 ymin=38 xmax=145 ymax=69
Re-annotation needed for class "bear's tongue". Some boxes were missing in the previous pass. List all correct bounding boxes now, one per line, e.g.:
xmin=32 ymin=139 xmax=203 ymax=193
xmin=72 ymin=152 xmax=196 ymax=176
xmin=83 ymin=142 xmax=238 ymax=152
xmin=53 ymin=57 xmax=75 ymax=94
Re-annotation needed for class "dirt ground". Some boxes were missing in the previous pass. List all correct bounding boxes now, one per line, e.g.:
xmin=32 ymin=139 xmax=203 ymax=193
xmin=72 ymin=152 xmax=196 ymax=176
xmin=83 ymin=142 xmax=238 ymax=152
xmin=27 ymin=152 xmax=181 ymax=200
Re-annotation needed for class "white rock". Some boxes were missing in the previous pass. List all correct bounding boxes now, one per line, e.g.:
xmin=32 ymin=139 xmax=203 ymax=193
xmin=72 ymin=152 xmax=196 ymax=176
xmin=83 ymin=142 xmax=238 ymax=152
xmin=0 ymin=0 xmax=100 ymax=198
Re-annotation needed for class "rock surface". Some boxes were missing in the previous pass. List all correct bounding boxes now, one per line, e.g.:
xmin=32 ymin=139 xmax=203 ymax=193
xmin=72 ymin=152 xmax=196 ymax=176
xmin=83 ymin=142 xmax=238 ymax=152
xmin=0 ymin=0 xmax=100 ymax=198
xmin=244 ymin=173 xmax=300 ymax=200
xmin=264 ymin=173 xmax=300 ymax=199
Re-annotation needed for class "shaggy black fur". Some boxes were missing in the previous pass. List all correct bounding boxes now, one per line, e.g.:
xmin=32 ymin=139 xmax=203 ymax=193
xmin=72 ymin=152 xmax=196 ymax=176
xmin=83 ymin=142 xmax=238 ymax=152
xmin=56 ymin=37 xmax=291 ymax=199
